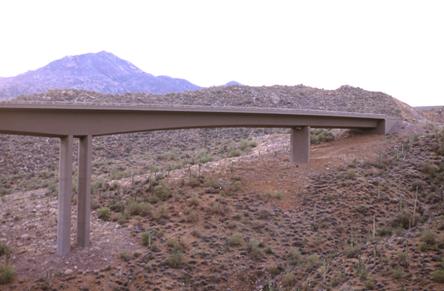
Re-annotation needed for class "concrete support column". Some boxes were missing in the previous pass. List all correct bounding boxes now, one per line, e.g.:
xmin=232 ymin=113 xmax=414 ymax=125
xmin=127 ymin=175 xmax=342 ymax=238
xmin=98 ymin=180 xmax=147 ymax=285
xmin=290 ymin=126 xmax=310 ymax=164
xmin=77 ymin=135 xmax=92 ymax=247
xmin=57 ymin=135 xmax=73 ymax=256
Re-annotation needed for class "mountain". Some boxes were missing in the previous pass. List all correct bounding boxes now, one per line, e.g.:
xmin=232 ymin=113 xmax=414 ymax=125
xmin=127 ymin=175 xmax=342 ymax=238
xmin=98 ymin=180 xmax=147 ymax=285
xmin=224 ymin=81 xmax=242 ymax=86
xmin=0 ymin=51 xmax=200 ymax=99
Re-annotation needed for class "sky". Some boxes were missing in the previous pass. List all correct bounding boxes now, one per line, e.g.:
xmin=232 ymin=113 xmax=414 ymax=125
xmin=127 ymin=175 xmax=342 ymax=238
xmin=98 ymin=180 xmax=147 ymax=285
xmin=0 ymin=0 xmax=443 ymax=106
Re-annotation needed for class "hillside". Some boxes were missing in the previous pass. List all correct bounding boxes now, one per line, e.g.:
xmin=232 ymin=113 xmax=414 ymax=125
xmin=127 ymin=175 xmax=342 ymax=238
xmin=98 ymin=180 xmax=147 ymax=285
xmin=416 ymin=106 xmax=444 ymax=123
xmin=11 ymin=84 xmax=418 ymax=120
xmin=1 ymin=126 xmax=444 ymax=290
xmin=2 ymin=85 xmax=441 ymax=290
xmin=0 ymin=85 xmax=418 ymax=196
xmin=0 ymin=51 xmax=200 ymax=99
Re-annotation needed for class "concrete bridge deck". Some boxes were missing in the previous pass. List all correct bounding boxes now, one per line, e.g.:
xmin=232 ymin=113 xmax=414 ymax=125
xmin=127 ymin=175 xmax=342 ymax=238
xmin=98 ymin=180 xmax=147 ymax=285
xmin=0 ymin=104 xmax=396 ymax=256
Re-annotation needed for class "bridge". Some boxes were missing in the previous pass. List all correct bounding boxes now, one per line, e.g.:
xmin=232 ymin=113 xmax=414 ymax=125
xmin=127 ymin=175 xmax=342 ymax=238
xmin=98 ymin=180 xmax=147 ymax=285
xmin=0 ymin=104 xmax=397 ymax=256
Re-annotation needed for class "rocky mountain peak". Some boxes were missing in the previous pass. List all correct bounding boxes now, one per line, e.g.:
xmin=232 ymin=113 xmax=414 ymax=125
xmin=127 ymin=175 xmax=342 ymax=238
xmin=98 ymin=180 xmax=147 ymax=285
xmin=0 ymin=52 xmax=200 ymax=99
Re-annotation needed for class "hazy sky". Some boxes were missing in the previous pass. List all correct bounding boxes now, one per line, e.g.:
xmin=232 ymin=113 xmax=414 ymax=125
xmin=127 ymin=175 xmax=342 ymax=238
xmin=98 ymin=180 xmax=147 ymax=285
xmin=0 ymin=0 xmax=443 ymax=106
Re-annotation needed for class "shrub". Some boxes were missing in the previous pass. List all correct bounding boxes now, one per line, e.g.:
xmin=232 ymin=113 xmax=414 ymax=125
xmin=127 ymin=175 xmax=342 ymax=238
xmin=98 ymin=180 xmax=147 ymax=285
xmin=166 ymin=250 xmax=184 ymax=268
xmin=305 ymin=254 xmax=321 ymax=271
xmin=397 ymin=251 xmax=409 ymax=267
xmin=188 ymin=196 xmax=199 ymax=207
xmin=184 ymin=210 xmax=199 ymax=223
xmin=228 ymin=148 xmax=241 ymax=158
xmin=265 ymin=191 xmax=283 ymax=200
xmin=392 ymin=266 xmax=405 ymax=280
xmin=423 ymin=163 xmax=439 ymax=176
xmin=287 ymin=248 xmax=302 ymax=266
xmin=187 ymin=176 xmax=201 ymax=188
xmin=97 ymin=207 xmax=111 ymax=221
xmin=227 ymin=233 xmax=244 ymax=247
xmin=167 ymin=238 xmax=186 ymax=252
xmin=345 ymin=244 xmax=361 ymax=258
xmin=109 ymin=201 xmax=125 ymax=213
xmin=119 ymin=252 xmax=131 ymax=262
xmin=0 ymin=243 xmax=10 ymax=257
xmin=0 ymin=185 xmax=9 ymax=196
xmin=239 ymin=139 xmax=257 ymax=151
xmin=282 ymin=272 xmax=296 ymax=287
xmin=420 ymin=230 xmax=437 ymax=251
xmin=355 ymin=259 xmax=368 ymax=281
xmin=267 ymin=264 xmax=283 ymax=276
xmin=0 ymin=265 xmax=15 ymax=285
xmin=431 ymin=269 xmax=444 ymax=283
xmin=126 ymin=200 xmax=151 ymax=217
xmin=377 ymin=227 xmax=393 ymax=237
xmin=197 ymin=151 xmax=213 ymax=164
xmin=153 ymin=183 xmax=172 ymax=201
xmin=208 ymin=201 xmax=228 ymax=216
xmin=152 ymin=206 xmax=169 ymax=221
xmin=311 ymin=129 xmax=335 ymax=144
xmin=365 ymin=277 xmax=376 ymax=290
xmin=247 ymin=239 xmax=263 ymax=260
xmin=141 ymin=231 xmax=154 ymax=248
xmin=390 ymin=211 xmax=412 ymax=229
xmin=421 ymin=230 xmax=436 ymax=245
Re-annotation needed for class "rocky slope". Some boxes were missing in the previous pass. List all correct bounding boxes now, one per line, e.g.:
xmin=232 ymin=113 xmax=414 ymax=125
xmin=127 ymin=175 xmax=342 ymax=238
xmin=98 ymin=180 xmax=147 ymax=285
xmin=0 ymin=51 xmax=200 ymax=99
xmin=10 ymin=84 xmax=417 ymax=121
xmin=2 ymin=127 xmax=444 ymax=290
xmin=416 ymin=106 xmax=444 ymax=123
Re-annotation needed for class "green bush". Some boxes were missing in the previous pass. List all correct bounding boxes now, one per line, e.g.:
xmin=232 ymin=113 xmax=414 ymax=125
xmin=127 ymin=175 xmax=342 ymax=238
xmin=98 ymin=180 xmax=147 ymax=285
xmin=345 ymin=244 xmax=361 ymax=258
xmin=141 ymin=231 xmax=154 ymax=248
xmin=0 ymin=265 xmax=15 ymax=285
xmin=390 ymin=211 xmax=412 ymax=229
xmin=267 ymin=264 xmax=283 ymax=276
xmin=208 ymin=201 xmax=228 ymax=216
xmin=152 ymin=206 xmax=169 ymax=221
xmin=153 ymin=183 xmax=172 ymax=201
xmin=239 ymin=139 xmax=257 ymax=151
xmin=188 ymin=195 xmax=199 ymax=207
xmin=97 ymin=207 xmax=111 ymax=221
xmin=288 ymin=248 xmax=302 ymax=266
xmin=167 ymin=238 xmax=186 ymax=252
xmin=282 ymin=272 xmax=296 ymax=287
xmin=264 ymin=191 xmax=283 ymax=200
xmin=126 ymin=200 xmax=152 ymax=217
xmin=305 ymin=254 xmax=321 ymax=271
xmin=247 ymin=239 xmax=263 ymax=260
xmin=197 ymin=151 xmax=213 ymax=164
xmin=392 ymin=266 xmax=405 ymax=280
xmin=377 ymin=227 xmax=393 ymax=237
xmin=166 ymin=250 xmax=184 ymax=268
xmin=0 ymin=243 xmax=11 ymax=257
xmin=119 ymin=252 xmax=131 ymax=262
xmin=422 ymin=230 xmax=436 ymax=245
xmin=228 ymin=148 xmax=241 ymax=158
xmin=431 ymin=269 xmax=444 ymax=283
xmin=311 ymin=129 xmax=335 ymax=144
xmin=227 ymin=233 xmax=244 ymax=247
xmin=420 ymin=230 xmax=437 ymax=251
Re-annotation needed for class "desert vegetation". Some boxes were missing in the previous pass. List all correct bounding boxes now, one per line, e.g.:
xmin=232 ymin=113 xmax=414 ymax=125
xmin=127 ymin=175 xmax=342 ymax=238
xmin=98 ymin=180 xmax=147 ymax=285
xmin=1 ymin=86 xmax=443 ymax=290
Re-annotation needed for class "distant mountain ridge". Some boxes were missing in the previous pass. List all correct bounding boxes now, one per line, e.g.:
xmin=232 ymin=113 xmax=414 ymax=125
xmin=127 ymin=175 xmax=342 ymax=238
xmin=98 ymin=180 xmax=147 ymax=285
xmin=0 ymin=51 xmax=200 ymax=99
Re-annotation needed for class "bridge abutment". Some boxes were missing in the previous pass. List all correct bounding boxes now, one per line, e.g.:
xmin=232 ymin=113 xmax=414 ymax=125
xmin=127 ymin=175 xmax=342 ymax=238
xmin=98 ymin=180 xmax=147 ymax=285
xmin=290 ymin=126 xmax=310 ymax=164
